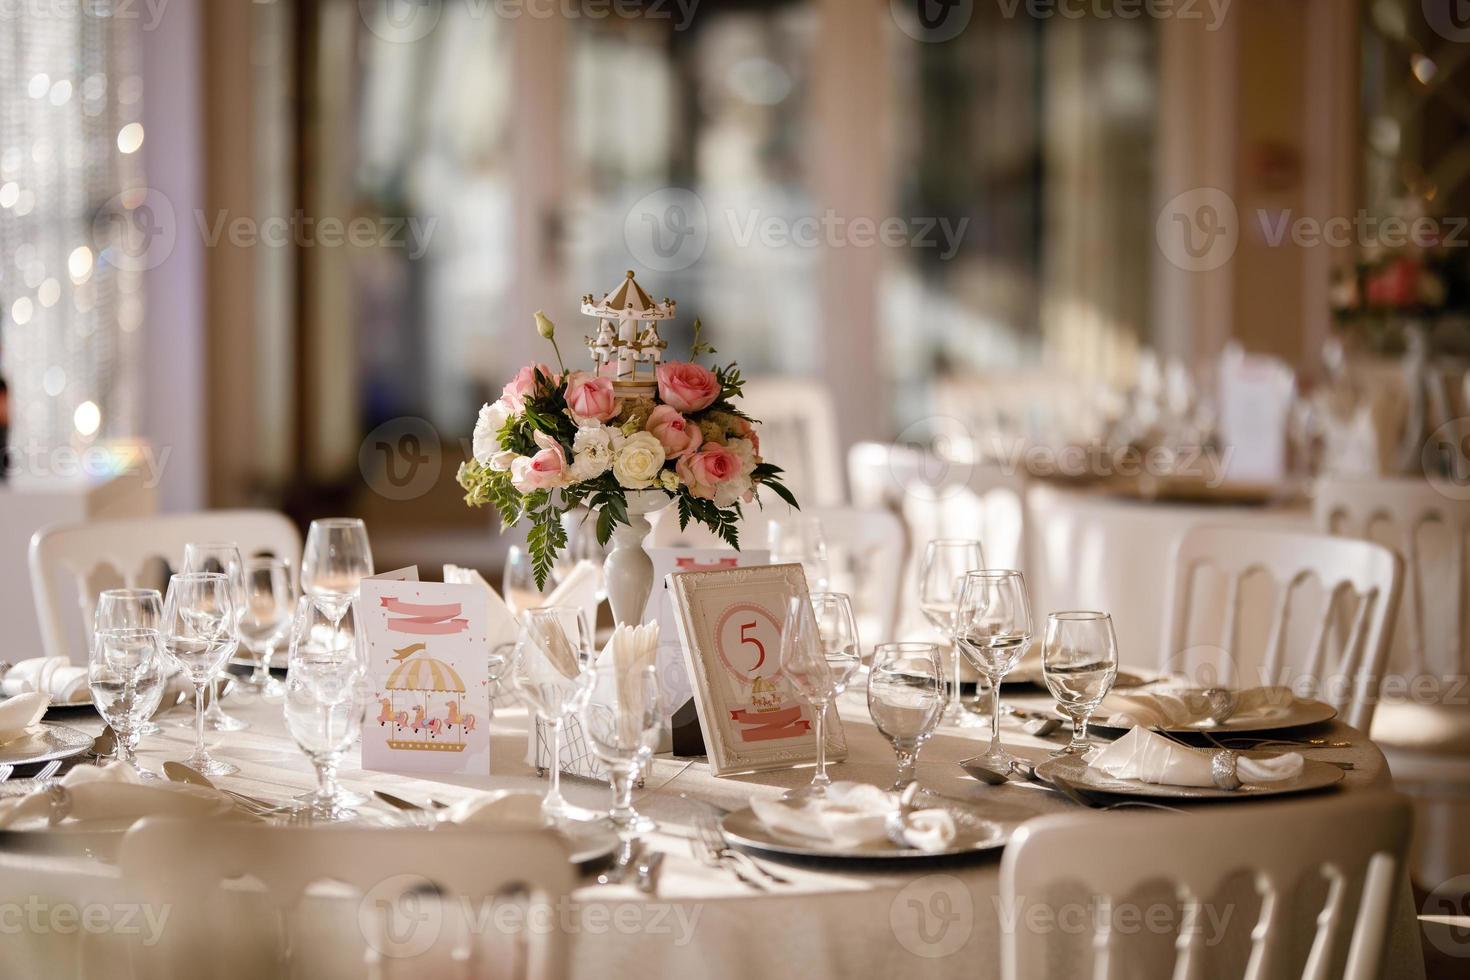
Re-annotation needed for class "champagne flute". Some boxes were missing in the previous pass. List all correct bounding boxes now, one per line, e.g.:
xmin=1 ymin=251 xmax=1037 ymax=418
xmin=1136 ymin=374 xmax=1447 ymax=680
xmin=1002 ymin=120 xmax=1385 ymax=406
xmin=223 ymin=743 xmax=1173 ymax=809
xmin=160 ymin=572 xmax=239 ymax=777
xmin=510 ymin=606 xmax=596 ymax=823
xmin=867 ymin=642 xmax=945 ymax=790
xmin=301 ymin=518 xmax=374 ymax=625
xmin=919 ymin=539 xmax=986 ymax=726
xmin=89 ymin=626 xmax=166 ymax=778
xmin=780 ymin=592 xmax=861 ymax=798
xmin=1042 ymin=611 xmax=1119 ymax=756
xmin=239 ymin=557 xmax=295 ymax=698
xmin=181 ymin=541 xmax=249 ymax=732
xmin=94 ymin=588 xmax=165 ymax=736
xmin=955 ymin=569 xmax=1033 ymax=769
xmin=770 ymin=516 xmax=831 ymax=590
xmin=580 ymin=664 xmax=661 ymax=834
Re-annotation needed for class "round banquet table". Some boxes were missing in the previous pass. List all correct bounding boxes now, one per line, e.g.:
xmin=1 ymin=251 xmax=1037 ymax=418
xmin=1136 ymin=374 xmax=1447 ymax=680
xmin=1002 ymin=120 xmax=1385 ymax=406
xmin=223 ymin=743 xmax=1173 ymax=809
xmin=4 ymin=685 xmax=1424 ymax=980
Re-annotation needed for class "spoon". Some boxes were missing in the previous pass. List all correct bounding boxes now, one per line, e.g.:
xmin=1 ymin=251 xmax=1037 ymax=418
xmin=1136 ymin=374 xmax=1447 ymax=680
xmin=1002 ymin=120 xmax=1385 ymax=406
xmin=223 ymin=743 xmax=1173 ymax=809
xmin=90 ymin=726 xmax=118 ymax=762
xmin=959 ymin=757 xmax=1014 ymax=785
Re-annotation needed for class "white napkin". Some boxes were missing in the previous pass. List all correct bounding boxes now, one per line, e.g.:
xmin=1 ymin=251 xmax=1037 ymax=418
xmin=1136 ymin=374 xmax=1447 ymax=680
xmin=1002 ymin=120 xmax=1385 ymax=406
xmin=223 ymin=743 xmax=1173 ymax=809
xmin=0 ymin=762 xmax=231 ymax=829
xmin=2 ymin=658 xmax=89 ymax=704
xmin=1086 ymin=726 xmax=1304 ymax=789
xmin=0 ymin=692 xmax=50 ymax=747
xmin=442 ymin=791 xmax=546 ymax=830
xmin=543 ymin=560 xmax=602 ymax=633
xmin=1100 ymin=686 xmax=1296 ymax=730
xmin=749 ymin=782 xmax=957 ymax=853
xmin=444 ymin=564 xmax=520 ymax=651
xmin=595 ymin=623 xmax=659 ymax=744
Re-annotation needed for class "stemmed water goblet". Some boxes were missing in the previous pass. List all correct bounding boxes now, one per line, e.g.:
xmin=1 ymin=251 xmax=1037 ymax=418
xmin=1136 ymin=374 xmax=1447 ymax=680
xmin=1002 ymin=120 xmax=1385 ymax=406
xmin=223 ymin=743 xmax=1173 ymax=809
xmin=770 ymin=516 xmax=831 ymax=590
xmin=94 ymin=588 xmax=165 ymax=736
xmin=240 ymin=557 xmax=295 ymax=699
xmin=510 ymin=606 xmax=596 ymax=823
xmin=301 ymin=518 xmax=374 ymax=626
xmin=779 ymin=592 xmax=861 ymax=799
xmin=1042 ymin=611 xmax=1119 ymax=756
xmin=580 ymin=664 xmax=661 ymax=835
xmin=284 ymin=596 xmax=368 ymax=821
xmin=160 ymin=572 xmax=239 ymax=777
xmin=89 ymin=622 xmax=166 ymax=778
xmin=954 ymin=569 xmax=1033 ymax=769
xmin=919 ymin=539 xmax=986 ymax=727
xmin=866 ymin=642 xmax=945 ymax=791
xmin=181 ymin=541 xmax=250 ymax=732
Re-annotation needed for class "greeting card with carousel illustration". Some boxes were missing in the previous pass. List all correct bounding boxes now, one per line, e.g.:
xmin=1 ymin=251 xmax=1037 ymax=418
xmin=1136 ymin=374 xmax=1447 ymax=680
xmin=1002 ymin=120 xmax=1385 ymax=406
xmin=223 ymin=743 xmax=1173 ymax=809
xmin=359 ymin=572 xmax=493 ymax=775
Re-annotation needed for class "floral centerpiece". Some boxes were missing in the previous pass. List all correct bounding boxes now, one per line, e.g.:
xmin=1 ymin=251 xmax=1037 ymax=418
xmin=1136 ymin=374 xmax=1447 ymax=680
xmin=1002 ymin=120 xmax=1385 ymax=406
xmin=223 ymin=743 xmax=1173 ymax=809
xmin=457 ymin=273 xmax=797 ymax=594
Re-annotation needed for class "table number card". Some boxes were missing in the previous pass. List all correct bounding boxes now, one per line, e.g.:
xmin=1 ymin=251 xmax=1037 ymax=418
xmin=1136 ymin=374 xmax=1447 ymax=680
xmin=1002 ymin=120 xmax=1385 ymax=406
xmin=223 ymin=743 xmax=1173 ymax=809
xmin=668 ymin=563 xmax=846 ymax=776
xmin=360 ymin=570 xmax=493 ymax=775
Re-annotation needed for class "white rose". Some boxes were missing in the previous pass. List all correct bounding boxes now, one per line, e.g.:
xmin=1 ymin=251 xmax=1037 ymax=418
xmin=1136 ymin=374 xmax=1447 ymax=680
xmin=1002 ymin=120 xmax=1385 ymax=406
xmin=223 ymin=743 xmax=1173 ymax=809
xmin=725 ymin=437 xmax=758 ymax=477
xmin=472 ymin=400 xmax=513 ymax=467
xmin=568 ymin=424 xmax=617 ymax=482
xmin=714 ymin=474 xmax=753 ymax=508
xmin=659 ymin=469 xmax=681 ymax=492
xmin=612 ymin=431 xmax=666 ymax=490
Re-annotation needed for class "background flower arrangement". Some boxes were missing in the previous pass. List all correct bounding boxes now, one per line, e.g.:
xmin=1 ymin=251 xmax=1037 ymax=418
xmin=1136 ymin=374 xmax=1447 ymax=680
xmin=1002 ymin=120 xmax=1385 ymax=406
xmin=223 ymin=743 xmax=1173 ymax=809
xmin=458 ymin=313 xmax=797 ymax=588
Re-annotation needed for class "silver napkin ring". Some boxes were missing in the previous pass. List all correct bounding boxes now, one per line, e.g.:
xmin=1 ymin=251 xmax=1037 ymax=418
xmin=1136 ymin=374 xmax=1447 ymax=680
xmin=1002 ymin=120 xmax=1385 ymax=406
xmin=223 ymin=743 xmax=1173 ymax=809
xmin=1203 ymin=687 xmax=1238 ymax=724
xmin=1210 ymin=750 xmax=1241 ymax=791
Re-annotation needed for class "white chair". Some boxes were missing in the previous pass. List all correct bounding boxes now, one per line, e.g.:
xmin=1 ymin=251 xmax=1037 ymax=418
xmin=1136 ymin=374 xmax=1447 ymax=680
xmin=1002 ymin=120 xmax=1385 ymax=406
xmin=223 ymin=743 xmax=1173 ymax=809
xmin=1000 ymin=792 xmax=1413 ymax=980
xmin=29 ymin=510 xmax=301 ymax=663
xmin=119 ymin=819 xmax=575 ymax=980
xmin=742 ymin=377 xmax=845 ymax=507
xmin=1161 ymin=526 xmax=1402 ymax=732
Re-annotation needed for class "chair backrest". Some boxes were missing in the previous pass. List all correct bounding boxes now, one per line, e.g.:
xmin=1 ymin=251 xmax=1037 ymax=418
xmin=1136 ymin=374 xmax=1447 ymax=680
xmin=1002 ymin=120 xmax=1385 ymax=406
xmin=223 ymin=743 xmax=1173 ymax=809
xmin=1161 ymin=525 xmax=1402 ymax=731
xmin=742 ymin=377 xmax=845 ymax=507
xmin=119 ymin=819 xmax=575 ymax=980
xmin=29 ymin=510 xmax=302 ymax=663
xmin=1000 ymin=792 xmax=1412 ymax=980
xmin=1313 ymin=476 xmax=1470 ymax=678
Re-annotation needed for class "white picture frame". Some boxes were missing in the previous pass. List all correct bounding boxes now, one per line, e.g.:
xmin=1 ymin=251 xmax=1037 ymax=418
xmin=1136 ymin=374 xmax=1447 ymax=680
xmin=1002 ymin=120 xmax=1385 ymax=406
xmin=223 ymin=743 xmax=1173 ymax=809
xmin=668 ymin=563 xmax=846 ymax=776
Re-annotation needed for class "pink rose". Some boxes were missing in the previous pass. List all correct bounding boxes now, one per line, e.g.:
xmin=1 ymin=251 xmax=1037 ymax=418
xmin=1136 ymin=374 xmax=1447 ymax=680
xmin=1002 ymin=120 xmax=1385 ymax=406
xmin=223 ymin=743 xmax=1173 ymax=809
xmin=510 ymin=431 xmax=568 ymax=493
xmin=645 ymin=405 xmax=704 ymax=459
xmin=732 ymin=416 xmax=761 ymax=456
xmin=502 ymin=362 xmax=557 ymax=412
xmin=564 ymin=371 xmax=618 ymax=423
xmin=676 ymin=445 xmax=742 ymax=500
xmin=656 ymin=361 xmax=721 ymax=414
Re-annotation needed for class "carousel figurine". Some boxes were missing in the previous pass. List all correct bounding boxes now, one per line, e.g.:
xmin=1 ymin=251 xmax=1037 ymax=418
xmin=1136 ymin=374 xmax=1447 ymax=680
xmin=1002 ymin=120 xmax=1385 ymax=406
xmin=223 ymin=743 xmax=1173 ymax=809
xmin=579 ymin=270 xmax=677 ymax=399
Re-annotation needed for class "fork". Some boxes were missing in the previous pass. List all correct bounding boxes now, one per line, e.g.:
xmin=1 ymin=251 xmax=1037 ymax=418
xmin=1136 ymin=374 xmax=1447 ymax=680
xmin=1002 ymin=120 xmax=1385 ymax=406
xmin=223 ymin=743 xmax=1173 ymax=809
xmin=688 ymin=812 xmax=768 ymax=890
xmin=680 ymin=794 xmax=792 ymax=885
xmin=0 ymin=765 xmax=13 ymax=783
xmin=33 ymin=760 xmax=62 ymax=783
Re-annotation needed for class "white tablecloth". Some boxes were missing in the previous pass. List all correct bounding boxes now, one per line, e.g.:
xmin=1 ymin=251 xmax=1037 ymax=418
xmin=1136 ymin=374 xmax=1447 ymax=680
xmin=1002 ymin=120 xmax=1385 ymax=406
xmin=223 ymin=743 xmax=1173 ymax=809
xmin=1 ymin=682 xmax=1423 ymax=980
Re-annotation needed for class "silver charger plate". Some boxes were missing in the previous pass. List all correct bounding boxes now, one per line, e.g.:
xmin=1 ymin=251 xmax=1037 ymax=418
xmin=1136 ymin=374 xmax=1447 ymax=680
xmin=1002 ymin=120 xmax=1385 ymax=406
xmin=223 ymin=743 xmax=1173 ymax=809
xmin=720 ymin=792 xmax=1011 ymax=863
xmin=0 ymin=722 xmax=95 ymax=767
xmin=1088 ymin=695 xmax=1338 ymax=736
xmin=1035 ymin=753 xmax=1345 ymax=801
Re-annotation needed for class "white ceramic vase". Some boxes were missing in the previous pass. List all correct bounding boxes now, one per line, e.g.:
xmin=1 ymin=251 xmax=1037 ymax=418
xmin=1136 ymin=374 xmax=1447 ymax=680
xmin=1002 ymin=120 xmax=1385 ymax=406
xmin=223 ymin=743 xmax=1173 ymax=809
xmin=603 ymin=489 xmax=672 ymax=627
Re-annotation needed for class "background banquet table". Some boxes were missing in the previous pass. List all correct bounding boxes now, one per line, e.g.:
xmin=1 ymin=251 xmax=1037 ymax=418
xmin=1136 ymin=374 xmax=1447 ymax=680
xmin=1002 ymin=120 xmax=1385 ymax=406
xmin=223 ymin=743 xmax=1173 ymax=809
xmin=4 ymin=681 xmax=1424 ymax=980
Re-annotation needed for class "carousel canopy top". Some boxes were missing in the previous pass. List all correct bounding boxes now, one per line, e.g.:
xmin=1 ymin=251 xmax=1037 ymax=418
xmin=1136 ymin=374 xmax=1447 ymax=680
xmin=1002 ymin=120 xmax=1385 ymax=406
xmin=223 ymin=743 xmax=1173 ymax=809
xmin=581 ymin=271 xmax=676 ymax=322
xmin=386 ymin=656 xmax=466 ymax=694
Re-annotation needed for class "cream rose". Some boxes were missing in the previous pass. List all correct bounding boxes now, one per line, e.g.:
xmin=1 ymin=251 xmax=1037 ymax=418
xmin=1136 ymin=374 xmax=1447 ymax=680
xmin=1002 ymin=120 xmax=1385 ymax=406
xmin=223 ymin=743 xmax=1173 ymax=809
xmin=472 ymin=399 xmax=514 ymax=469
xmin=612 ymin=431 xmax=667 ymax=490
xmin=568 ymin=424 xmax=617 ymax=481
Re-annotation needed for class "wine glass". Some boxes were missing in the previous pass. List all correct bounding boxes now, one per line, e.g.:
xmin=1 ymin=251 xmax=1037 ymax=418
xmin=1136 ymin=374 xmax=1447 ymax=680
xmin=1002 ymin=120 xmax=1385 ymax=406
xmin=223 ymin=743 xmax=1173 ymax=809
xmin=954 ymin=569 xmax=1033 ymax=769
xmin=239 ymin=557 xmax=295 ymax=698
xmin=919 ymin=539 xmax=986 ymax=726
xmin=94 ymin=588 xmax=165 ymax=736
xmin=181 ymin=541 xmax=249 ymax=732
xmin=867 ymin=642 xmax=945 ymax=791
xmin=510 ymin=606 xmax=596 ymax=823
xmin=504 ymin=544 xmax=549 ymax=615
xmin=285 ymin=596 xmax=370 ymax=809
xmin=89 ymin=626 xmax=166 ymax=778
xmin=160 ymin=572 xmax=239 ymax=777
xmin=1042 ymin=611 xmax=1119 ymax=756
xmin=580 ymin=664 xmax=661 ymax=834
xmin=769 ymin=516 xmax=830 ymax=590
xmin=283 ymin=666 xmax=367 ymax=822
xmin=301 ymin=518 xmax=374 ymax=624
xmin=779 ymin=592 xmax=861 ymax=799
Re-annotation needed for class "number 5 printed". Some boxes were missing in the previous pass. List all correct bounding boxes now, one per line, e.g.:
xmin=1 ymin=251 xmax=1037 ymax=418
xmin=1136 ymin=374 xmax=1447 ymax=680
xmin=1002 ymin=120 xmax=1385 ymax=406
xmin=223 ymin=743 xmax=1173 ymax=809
xmin=739 ymin=621 xmax=766 ymax=672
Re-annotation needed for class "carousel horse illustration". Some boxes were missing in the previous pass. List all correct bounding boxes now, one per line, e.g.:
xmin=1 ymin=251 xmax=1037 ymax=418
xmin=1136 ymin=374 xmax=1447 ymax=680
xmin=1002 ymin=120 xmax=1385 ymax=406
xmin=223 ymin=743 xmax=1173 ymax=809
xmin=445 ymin=700 xmax=477 ymax=733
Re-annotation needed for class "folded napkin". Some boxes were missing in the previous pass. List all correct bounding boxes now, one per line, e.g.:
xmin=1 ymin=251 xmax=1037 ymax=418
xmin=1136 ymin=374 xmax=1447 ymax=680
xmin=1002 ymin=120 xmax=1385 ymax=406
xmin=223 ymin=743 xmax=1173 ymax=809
xmin=444 ymin=564 xmax=519 ymax=651
xmin=0 ymin=692 xmax=50 ymax=747
xmin=597 ymin=623 xmax=659 ymax=744
xmin=1086 ymin=726 xmax=1304 ymax=790
xmin=0 ymin=762 xmax=231 ymax=829
xmin=545 ymin=561 xmax=602 ymax=632
xmin=442 ymin=791 xmax=546 ymax=830
xmin=3 ymin=658 xmax=89 ymax=704
xmin=749 ymin=782 xmax=957 ymax=853
xmin=1100 ymin=686 xmax=1296 ymax=730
